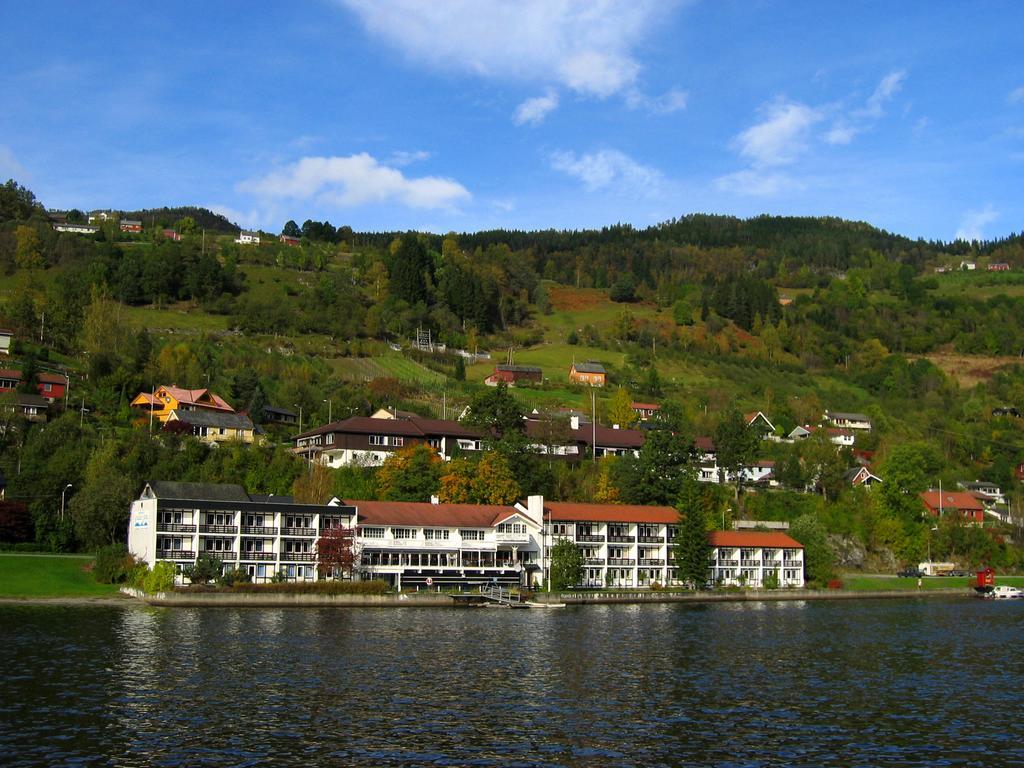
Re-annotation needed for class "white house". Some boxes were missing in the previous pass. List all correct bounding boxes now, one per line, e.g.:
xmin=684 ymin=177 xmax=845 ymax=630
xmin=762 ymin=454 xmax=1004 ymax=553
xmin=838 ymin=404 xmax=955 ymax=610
xmin=0 ymin=330 xmax=11 ymax=356
xmin=235 ymin=230 xmax=261 ymax=245
xmin=823 ymin=411 xmax=872 ymax=431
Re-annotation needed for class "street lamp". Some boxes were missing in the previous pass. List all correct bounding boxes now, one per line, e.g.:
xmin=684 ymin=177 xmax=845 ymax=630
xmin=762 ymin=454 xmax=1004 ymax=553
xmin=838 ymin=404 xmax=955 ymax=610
xmin=323 ymin=398 xmax=332 ymax=424
xmin=60 ymin=483 xmax=72 ymax=521
xmin=293 ymin=404 xmax=303 ymax=434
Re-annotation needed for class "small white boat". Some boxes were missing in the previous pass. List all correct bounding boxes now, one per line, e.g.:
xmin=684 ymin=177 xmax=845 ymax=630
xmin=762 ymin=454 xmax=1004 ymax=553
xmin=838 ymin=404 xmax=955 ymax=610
xmin=991 ymin=585 xmax=1022 ymax=599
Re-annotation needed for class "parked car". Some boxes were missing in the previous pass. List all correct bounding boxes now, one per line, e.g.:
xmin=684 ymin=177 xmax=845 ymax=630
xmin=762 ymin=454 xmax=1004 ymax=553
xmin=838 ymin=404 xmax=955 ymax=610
xmin=947 ymin=569 xmax=971 ymax=577
xmin=897 ymin=568 xmax=925 ymax=578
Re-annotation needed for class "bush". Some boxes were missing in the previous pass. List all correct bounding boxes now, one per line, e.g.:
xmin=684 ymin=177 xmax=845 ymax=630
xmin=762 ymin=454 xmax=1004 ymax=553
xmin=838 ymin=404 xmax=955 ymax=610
xmin=216 ymin=567 xmax=252 ymax=587
xmin=93 ymin=543 xmax=135 ymax=584
xmin=184 ymin=555 xmax=222 ymax=584
xmin=142 ymin=561 xmax=176 ymax=593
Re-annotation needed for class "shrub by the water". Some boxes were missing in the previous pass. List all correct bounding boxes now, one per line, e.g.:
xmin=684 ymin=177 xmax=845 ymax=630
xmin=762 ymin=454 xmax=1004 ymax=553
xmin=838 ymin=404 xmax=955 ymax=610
xmin=92 ymin=544 xmax=136 ymax=584
xmin=141 ymin=561 xmax=176 ymax=593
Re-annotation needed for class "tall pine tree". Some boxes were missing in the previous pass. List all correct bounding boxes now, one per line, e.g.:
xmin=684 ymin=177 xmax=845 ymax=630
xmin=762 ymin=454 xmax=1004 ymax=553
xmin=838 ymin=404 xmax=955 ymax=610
xmin=673 ymin=477 xmax=711 ymax=589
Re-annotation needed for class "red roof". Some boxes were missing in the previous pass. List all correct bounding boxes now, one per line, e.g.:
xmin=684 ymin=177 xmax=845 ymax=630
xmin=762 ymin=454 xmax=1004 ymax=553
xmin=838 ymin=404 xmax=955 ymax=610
xmin=37 ymin=372 xmax=65 ymax=384
xmin=919 ymin=491 xmax=983 ymax=513
xmin=157 ymin=385 xmax=234 ymax=412
xmin=0 ymin=369 xmax=22 ymax=379
xmin=631 ymin=402 xmax=660 ymax=410
xmin=694 ymin=436 xmax=716 ymax=453
xmin=544 ymin=502 xmax=678 ymax=524
xmin=708 ymin=531 xmax=804 ymax=549
xmin=348 ymin=499 xmax=524 ymax=528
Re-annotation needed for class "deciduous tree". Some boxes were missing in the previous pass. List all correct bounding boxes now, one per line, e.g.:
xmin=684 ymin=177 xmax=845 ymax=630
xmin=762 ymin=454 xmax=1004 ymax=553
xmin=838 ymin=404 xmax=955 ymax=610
xmin=376 ymin=444 xmax=442 ymax=501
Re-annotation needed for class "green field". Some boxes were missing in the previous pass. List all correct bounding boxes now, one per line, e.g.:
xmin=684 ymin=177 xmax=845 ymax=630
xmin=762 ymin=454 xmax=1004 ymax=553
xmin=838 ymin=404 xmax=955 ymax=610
xmin=839 ymin=575 xmax=1024 ymax=591
xmin=121 ymin=303 xmax=232 ymax=333
xmin=0 ymin=554 xmax=121 ymax=598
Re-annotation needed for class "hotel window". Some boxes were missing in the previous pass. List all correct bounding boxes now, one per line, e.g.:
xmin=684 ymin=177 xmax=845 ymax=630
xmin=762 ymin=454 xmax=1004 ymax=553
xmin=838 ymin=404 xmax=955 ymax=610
xmin=552 ymin=523 xmax=571 ymax=536
xmin=459 ymin=529 xmax=483 ymax=541
xmin=362 ymin=527 xmax=385 ymax=538
xmin=498 ymin=522 xmax=526 ymax=534
xmin=393 ymin=528 xmax=415 ymax=539
xmin=424 ymin=529 xmax=450 ymax=540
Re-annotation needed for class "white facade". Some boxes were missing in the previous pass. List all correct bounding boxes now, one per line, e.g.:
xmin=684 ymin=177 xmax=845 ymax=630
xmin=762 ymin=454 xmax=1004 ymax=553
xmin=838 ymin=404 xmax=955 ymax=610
xmin=0 ymin=331 xmax=10 ymax=356
xmin=709 ymin=540 xmax=805 ymax=588
xmin=235 ymin=230 xmax=260 ymax=244
xmin=128 ymin=483 xmax=354 ymax=583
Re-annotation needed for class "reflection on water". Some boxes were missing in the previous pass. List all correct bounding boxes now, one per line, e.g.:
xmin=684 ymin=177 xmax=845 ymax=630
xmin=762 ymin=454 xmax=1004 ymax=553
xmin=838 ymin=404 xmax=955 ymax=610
xmin=1 ymin=598 xmax=1023 ymax=766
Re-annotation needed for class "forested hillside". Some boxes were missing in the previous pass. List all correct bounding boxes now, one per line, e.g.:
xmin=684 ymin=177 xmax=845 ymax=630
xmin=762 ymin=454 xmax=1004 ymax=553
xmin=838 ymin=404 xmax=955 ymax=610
xmin=3 ymin=176 xmax=1024 ymax=577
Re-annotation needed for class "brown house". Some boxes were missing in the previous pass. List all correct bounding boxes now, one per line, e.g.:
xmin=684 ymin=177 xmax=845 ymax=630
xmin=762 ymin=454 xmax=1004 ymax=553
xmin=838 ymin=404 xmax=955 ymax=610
xmin=293 ymin=415 xmax=484 ymax=468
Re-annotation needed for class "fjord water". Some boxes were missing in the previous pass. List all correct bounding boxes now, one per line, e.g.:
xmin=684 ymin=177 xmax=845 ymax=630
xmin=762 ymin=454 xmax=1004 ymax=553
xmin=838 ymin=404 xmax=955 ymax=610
xmin=1 ymin=599 xmax=1021 ymax=767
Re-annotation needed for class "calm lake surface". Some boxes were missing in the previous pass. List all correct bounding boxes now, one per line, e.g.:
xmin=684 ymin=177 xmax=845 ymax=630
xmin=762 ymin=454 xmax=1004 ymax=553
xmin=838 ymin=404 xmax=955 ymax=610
xmin=1 ymin=598 xmax=1022 ymax=767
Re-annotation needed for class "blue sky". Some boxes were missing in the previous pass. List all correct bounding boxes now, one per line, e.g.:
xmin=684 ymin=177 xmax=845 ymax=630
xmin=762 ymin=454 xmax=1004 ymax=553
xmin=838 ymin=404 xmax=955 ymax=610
xmin=2 ymin=1 xmax=1022 ymax=241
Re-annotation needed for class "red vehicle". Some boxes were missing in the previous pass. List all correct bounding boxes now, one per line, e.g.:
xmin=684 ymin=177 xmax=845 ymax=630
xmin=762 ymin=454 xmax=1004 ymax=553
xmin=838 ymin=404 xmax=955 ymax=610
xmin=974 ymin=568 xmax=995 ymax=595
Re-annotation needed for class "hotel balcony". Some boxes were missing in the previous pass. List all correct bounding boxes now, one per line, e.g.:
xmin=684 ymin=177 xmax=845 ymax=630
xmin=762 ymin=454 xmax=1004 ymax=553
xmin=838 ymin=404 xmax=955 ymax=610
xmin=495 ymin=532 xmax=531 ymax=544
xmin=241 ymin=526 xmax=279 ymax=535
xmin=156 ymin=549 xmax=195 ymax=560
xmin=717 ymin=559 xmax=739 ymax=567
xmin=280 ymin=552 xmax=316 ymax=562
xmin=608 ymin=558 xmax=636 ymax=566
xmin=638 ymin=558 xmax=665 ymax=566
xmin=281 ymin=527 xmax=317 ymax=537
xmin=577 ymin=534 xmax=605 ymax=543
xmin=638 ymin=536 xmax=664 ymax=544
xmin=240 ymin=552 xmax=276 ymax=561
xmin=584 ymin=557 xmax=606 ymax=565
xmin=202 ymin=550 xmax=237 ymax=561
xmin=199 ymin=524 xmax=238 ymax=534
xmin=607 ymin=534 xmax=634 ymax=543
xmin=741 ymin=559 xmax=762 ymax=567
xmin=157 ymin=523 xmax=197 ymax=533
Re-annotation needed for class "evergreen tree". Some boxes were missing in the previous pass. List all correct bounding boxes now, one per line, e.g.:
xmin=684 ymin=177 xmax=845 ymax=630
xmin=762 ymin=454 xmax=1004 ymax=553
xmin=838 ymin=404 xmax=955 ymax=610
xmin=673 ymin=478 xmax=710 ymax=589
xmin=550 ymin=538 xmax=584 ymax=591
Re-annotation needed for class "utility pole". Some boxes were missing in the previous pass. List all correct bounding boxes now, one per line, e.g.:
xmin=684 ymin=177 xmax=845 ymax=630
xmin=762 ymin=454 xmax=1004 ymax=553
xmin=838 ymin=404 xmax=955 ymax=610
xmin=591 ymin=389 xmax=597 ymax=463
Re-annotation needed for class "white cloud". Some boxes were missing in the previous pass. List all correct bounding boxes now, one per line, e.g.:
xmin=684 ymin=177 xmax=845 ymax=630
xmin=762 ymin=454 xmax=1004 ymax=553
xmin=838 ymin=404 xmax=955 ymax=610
xmin=514 ymin=90 xmax=560 ymax=125
xmin=955 ymin=205 xmax=999 ymax=242
xmin=860 ymin=69 xmax=906 ymax=118
xmin=208 ymin=204 xmax=267 ymax=230
xmin=0 ymin=145 xmax=28 ymax=181
xmin=550 ymin=148 xmax=664 ymax=194
xmin=824 ymin=123 xmax=859 ymax=146
xmin=387 ymin=150 xmax=432 ymax=166
xmin=1008 ymin=86 xmax=1024 ymax=105
xmin=338 ymin=0 xmax=683 ymax=119
xmin=625 ymin=87 xmax=688 ymax=114
xmin=733 ymin=101 xmax=823 ymax=166
xmin=715 ymin=169 xmax=798 ymax=197
xmin=239 ymin=153 xmax=470 ymax=210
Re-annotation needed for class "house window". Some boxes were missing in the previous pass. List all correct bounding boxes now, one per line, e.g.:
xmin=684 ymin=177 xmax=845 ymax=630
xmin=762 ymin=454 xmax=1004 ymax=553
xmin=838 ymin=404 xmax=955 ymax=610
xmin=392 ymin=436 xmax=404 ymax=447
xmin=498 ymin=522 xmax=526 ymax=534
xmin=43 ymin=383 xmax=52 ymax=392
xmin=459 ymin=529 xmax=483 ymax=541
xmin=369 ymin=435 xmax=385 ymax=446
xmin=424 ymin=529 xmax=450 ymax=540
xmin=362 ymin=527 xmax=385 ymax=538
xmin=392 ymin=528 xmax=415 ymax=539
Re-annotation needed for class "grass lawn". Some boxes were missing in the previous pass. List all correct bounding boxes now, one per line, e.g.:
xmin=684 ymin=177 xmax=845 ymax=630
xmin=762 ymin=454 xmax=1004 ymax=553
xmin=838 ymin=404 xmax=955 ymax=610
xmin=0 ymin=554 xmax=121 ymax=598
xmin=839 ymin=575 xmax=1024 ymax=591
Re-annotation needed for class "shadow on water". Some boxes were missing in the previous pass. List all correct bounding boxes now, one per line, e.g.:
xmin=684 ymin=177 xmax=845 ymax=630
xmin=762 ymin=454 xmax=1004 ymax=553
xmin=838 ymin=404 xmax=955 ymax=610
xmin=1 ymin=598 xmax=1022 ymax=766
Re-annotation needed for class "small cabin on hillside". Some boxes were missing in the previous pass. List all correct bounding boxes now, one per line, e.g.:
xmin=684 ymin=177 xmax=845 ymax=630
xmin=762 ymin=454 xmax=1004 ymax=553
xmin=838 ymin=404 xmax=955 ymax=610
xmin=569 ymin=361 xmax=606 ymax=387
xmin=485 ymin=364 xmax=542 ymax=386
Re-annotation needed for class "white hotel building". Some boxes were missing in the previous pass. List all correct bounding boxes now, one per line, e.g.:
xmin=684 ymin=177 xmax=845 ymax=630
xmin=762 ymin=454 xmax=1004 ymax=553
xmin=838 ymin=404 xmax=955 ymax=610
xmin=127 ymin=483 xmax=804 ymax=589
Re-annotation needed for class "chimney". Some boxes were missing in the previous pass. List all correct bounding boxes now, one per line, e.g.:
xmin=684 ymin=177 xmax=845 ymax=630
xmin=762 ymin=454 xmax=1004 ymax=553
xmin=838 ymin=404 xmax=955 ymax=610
xmin=526 ymin=494 xmax=544 ymax=525
xmin=570 ymin=414 xmax=580 ymax=430
xmin=430 ymin=495 xmax=440 ymax=505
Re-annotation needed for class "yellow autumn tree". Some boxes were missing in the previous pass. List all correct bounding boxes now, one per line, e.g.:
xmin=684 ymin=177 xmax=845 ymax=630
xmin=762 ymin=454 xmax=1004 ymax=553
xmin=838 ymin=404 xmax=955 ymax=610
xmin=438 ymin=452 xmax=521 ymax=505
xmin=605 ymin=387 xmax=638 ymax=428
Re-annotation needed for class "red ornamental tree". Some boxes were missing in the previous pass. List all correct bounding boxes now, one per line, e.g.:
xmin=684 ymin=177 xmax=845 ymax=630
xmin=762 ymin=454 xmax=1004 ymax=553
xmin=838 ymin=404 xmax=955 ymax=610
xmin=317 ymin=526 xmax=357 ymax=579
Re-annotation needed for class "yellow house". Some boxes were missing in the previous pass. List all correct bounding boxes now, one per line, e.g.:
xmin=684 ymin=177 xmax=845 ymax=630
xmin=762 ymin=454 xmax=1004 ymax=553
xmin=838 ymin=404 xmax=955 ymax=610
xmin=165 ymin=409 xmax=262 ymax=446
xmin=130 ymin=385 xmax=235 ymax=424
xmin=569 ymin=361 xmax=607 ymax=387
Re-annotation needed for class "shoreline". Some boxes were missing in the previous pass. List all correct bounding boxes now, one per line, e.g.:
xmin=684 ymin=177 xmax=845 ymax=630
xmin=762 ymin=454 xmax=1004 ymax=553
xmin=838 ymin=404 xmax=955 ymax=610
xmin=0 ymin=587 xmax=975 ymax=608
